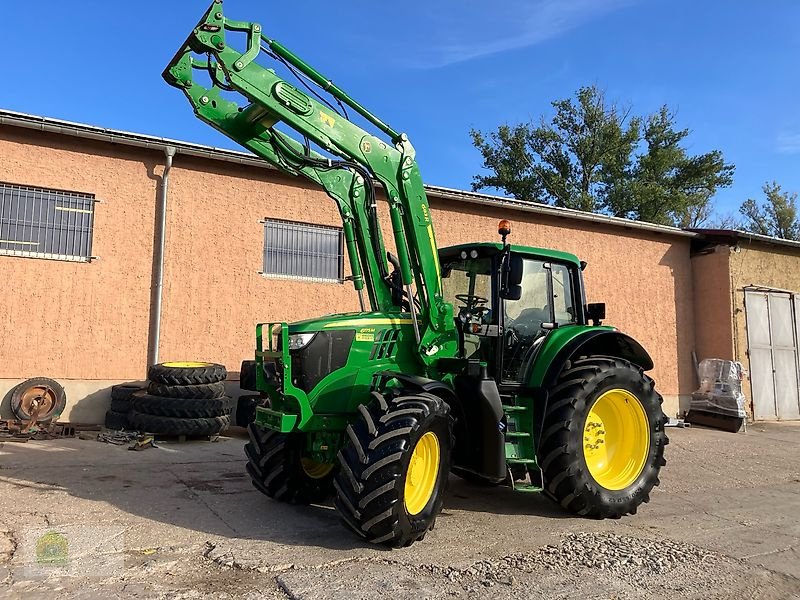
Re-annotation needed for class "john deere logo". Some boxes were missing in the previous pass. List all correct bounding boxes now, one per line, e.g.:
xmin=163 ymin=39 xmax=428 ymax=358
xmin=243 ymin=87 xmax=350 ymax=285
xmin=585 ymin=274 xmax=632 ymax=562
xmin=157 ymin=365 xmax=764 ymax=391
xmin=36 ymin=531 xmax=68 ymax=565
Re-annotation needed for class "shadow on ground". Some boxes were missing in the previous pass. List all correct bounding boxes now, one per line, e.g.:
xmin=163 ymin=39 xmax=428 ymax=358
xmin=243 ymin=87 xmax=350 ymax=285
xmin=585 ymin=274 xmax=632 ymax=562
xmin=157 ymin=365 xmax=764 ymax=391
xmin=0 ymin=434 xmax=568 ymax=555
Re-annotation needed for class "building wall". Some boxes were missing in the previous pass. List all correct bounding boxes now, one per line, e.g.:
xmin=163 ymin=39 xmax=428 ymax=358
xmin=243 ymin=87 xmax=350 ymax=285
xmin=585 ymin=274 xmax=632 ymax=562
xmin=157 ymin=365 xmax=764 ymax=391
xmin=0 ymin=129 xmax=159 ymax=381
xmin=691 ymin=246 xmax=734 ymax=363
xmin=0 ymin=127 xmax=694 ymax=422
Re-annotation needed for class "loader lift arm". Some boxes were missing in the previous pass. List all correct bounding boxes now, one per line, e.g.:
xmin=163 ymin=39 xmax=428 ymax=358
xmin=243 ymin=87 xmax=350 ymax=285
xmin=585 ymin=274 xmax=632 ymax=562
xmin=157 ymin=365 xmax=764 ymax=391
xmin=163 ymin=0 xmax=455 ymax=363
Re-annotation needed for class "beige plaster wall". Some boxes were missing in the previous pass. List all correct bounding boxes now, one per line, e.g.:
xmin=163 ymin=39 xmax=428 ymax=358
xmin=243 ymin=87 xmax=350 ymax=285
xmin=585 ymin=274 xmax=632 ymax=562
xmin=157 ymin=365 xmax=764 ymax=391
xmin=0 ymin=127 xmax=694 ymax=420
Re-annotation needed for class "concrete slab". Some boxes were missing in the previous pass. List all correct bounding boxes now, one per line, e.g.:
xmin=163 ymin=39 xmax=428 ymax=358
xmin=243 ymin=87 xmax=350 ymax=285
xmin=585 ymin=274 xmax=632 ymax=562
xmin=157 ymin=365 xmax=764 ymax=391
xmin=0 ymin=423 xmax=797 ymax=598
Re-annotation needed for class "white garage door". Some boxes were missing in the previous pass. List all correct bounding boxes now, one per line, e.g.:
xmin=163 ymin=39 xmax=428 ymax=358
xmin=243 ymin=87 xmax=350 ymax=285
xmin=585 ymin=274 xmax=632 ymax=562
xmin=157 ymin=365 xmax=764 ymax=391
xmin=744 ymin=289 xmax=800 ymax=420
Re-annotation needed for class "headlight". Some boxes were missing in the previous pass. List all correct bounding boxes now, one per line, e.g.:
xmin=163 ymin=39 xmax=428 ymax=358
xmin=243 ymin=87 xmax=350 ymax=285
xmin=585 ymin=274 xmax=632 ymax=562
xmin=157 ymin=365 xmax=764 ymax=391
xmin=288 ymin=333 xmax=316 ymax=351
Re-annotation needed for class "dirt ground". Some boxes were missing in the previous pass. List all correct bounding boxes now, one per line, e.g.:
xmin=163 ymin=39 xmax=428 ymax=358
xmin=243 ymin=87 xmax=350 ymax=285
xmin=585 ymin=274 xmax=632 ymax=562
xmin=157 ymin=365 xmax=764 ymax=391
xmin=0 ymin=421 xmax=798 ymax=599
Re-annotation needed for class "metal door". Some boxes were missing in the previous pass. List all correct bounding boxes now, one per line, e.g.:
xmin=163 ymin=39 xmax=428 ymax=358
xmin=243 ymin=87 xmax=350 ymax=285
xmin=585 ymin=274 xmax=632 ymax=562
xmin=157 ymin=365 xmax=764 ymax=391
xmin=744 ymin=290 xmax=800 ymax=420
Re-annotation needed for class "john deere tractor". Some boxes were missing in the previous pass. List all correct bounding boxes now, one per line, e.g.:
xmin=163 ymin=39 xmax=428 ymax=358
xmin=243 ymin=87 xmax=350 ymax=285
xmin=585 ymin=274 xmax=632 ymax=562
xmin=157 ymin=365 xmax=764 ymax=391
xmin=165 ymin=1 xmax=668 ymax=547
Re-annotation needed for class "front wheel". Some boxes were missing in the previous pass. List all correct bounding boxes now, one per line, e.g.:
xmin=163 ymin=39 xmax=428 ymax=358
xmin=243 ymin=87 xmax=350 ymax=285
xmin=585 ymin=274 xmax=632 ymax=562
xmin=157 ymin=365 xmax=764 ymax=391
xmin=245 ymin=425 xmax=335 ymax=504
xmin=334 ymin=390 xmax=453 ymax=547
xmin=539 ymin=357 xmax=668 ymax=518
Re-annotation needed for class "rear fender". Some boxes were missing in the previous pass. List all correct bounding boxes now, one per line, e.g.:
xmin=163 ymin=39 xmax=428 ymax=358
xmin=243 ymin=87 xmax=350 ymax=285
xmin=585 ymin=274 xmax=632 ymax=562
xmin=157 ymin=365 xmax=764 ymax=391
xmin=536 ymin=328 xmax=654 ymax=390
xmin=528 ymin=328 xmax=653 ymax=453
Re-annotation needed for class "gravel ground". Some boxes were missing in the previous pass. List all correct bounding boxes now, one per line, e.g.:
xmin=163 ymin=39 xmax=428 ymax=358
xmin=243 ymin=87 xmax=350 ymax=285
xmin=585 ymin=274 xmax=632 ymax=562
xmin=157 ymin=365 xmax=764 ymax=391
xmin=0 ymin=422 xmax=798 ymax=599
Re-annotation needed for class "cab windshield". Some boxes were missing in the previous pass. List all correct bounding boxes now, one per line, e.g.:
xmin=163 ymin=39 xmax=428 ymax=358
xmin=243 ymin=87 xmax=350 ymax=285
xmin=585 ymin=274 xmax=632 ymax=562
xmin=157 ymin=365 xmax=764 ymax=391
xmin=441 ymin=257 xmax=494 ymax=322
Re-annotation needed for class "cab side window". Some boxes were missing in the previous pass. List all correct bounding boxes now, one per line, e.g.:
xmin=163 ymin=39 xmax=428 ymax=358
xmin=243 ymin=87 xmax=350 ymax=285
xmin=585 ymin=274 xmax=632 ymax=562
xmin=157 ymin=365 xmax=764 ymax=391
xmin=551 ymin=263 xmax=577 ymax=325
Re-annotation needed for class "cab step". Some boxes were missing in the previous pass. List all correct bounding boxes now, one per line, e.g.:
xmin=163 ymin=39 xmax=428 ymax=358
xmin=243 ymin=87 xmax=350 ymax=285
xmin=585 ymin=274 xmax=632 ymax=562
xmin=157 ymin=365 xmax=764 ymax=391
xmin=512 ymin=483 xmax=543 ymax=493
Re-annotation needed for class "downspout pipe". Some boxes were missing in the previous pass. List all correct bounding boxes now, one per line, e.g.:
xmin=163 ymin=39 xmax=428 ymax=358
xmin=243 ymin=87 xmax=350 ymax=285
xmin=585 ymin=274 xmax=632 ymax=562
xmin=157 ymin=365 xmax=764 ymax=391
xmin=148 ymin=146 xmax=176 ymax=366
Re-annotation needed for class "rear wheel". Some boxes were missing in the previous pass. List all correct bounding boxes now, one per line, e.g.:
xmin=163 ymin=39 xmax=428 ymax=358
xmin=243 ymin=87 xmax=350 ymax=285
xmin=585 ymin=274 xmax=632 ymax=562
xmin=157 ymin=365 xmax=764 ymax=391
xmin=539 ymin=357 xmax=667 ymax=518
xmin=244 ymin=424 xmax=334 ymax=504
xmin=334 ymin=390 xmax=453 ymax=547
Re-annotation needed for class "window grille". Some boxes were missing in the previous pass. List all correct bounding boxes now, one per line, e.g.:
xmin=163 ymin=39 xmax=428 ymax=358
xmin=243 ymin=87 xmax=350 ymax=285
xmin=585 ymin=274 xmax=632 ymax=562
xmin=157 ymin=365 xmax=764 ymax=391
xmin=0 ymin=182 xmax=95 ymax=261
xmin=263 ymin=219 xmax=343 ymax=281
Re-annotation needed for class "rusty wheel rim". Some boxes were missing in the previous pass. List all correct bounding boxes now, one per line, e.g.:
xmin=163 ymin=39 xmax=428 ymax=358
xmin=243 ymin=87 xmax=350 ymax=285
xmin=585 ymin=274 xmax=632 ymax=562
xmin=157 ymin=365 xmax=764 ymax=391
xmin=19 ymin=385 xmax=57 ymax=418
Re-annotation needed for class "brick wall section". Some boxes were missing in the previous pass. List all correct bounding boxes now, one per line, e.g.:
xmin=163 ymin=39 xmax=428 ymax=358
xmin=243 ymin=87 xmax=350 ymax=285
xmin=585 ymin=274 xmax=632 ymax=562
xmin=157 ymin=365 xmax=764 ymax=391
xmin=0 ymin=127 xmax=694 ymax=414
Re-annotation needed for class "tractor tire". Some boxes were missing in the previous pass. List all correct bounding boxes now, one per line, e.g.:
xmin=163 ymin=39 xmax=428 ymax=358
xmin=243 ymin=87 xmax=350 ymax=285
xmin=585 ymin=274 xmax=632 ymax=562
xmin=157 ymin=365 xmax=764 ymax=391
xmin=109 ymin=383 xmax=144 ymax=413
xmin=146 ymin=381 xmax=225 ymax=400
xmin=131 ymin=392 xmax=232 ymax=419
xmin=334 ymin=390 xmax=453 ymax=547
xmin=538 ymin=357 xmax=668 ymax=518
xmin=11 ymin=377 xmax=67 ymax=422
xmin=110 ymin=398 xmax=132 ymax=413
xmin=104 ymin=409 xmax=129 ymax=431
xmin=111 ymin=383 xmax=144 ymax=401
xmin=129 ymin=410 xmax=229 ymax=436
xmin=147 ymin=362 xmax=227 ymax=386
xmin=244 ymin=424 xmax=334 ymax=504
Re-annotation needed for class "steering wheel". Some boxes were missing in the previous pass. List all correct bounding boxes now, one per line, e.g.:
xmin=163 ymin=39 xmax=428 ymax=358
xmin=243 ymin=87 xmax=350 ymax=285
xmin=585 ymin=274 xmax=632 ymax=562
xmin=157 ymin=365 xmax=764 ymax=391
xmin=455 ymin=294 xmax=488 ymax=311
xmin=454 ymin=294 xmax=489 ymax=326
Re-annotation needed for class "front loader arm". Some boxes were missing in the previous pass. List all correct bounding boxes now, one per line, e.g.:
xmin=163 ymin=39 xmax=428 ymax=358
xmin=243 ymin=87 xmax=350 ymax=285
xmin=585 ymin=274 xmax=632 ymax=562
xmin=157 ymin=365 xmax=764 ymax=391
xmin=163 ymin=1 xmax=456 ymax=363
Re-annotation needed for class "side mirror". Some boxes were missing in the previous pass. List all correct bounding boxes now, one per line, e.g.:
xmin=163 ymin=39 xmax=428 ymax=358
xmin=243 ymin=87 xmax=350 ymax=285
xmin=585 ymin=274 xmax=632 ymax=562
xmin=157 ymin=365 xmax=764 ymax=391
xmin=587 ymin=302 xmax=606 ymax=326
xmin=500 ymin=254 xmax=523 ymax=299
xmin=502 ymin=285 xmax=522 ymax=301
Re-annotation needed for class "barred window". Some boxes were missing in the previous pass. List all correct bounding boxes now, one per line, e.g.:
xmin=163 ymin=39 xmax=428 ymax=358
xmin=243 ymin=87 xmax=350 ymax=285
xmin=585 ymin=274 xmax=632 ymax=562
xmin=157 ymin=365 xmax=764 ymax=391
xmin=0 ymin=182 xmax=95 ymax=262
xmin=263 ymin=219 xmax=343 ymax=281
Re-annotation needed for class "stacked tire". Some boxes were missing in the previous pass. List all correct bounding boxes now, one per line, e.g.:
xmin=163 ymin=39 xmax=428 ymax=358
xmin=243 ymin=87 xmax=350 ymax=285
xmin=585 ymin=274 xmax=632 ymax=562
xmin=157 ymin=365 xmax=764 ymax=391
xmin=105 ymin=383 xmax=144 ymax=430
xmin=130 ymin=362 xmax=231 ymax=436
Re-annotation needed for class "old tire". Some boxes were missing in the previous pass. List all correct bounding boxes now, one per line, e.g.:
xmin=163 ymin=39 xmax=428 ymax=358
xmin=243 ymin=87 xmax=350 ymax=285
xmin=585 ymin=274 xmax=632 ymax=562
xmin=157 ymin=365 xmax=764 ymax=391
xmin=539 ymin=357 xmax=668 ymax=518
xmin=11 ymin=377 xmax=66 ymax=422
xmin=146 ymin=381 xmax=225 ymax=400
xmin=334 ymin=390 xmax=453 ymax=547
xmin=129 ymin=410 xmax=229 ymax=435
xmin=131 ymin=392 xmax=232 ymax=419
xmin=111 ymin=383 xmax=144 ymax=401
xmin=147 ymin=362 xmax=227 ymax=385
xmin=109 ymin=383 xmax=144 ymax=413
xmin=104 ymin=409 xmax=129 ymax=431
xmin=244 ymin=424 xmax=334 ymax=504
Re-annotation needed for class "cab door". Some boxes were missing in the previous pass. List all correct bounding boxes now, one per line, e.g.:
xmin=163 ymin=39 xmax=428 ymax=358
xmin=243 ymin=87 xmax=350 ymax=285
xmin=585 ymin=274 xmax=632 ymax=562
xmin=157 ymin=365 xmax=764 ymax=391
xmin=500 ymin=258 xmax=579 ymax=384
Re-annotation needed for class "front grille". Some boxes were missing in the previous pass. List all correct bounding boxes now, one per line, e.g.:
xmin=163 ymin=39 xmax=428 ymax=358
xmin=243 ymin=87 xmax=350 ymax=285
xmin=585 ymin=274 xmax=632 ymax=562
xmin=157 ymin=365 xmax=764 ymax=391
xmin=291 ymin=330 xmax=355 ymax=392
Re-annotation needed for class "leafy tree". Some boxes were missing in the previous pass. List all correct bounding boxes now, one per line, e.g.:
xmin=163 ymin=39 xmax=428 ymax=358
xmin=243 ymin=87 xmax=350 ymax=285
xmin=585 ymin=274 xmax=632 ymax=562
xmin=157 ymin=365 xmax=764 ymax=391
xmin=608 ymin=108 xmax=735 ymax=226
xmin=470 ymin=88 xmax=735 ymax=227
xmin=739 ymin=182 xmax=799 ymax=240
xmin=470 ymin=86 xmax=640 ymax=212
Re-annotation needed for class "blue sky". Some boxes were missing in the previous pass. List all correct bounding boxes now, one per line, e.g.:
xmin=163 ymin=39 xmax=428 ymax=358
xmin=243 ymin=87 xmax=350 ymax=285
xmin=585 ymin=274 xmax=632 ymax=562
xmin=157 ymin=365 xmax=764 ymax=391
xmin=4 ymin=1 xmax=799 ymax=219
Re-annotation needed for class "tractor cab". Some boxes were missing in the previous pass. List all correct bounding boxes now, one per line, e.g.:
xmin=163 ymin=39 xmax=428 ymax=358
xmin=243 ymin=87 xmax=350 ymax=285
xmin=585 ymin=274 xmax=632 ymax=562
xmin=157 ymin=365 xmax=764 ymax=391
xmin=439 ymin=222 xmax=587 ymax=386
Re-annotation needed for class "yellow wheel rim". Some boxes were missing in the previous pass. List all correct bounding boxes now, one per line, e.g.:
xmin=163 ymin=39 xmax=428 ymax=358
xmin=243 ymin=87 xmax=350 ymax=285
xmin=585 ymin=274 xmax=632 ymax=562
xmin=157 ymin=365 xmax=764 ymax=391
xmin=583 ymin=389 xmax=650 ymax=491
xmin=404 ymin=431 xmax=440 ymax=515
xmin=161 ymin=361 xmax=210 ymax=368
xmin=300 ymin=458 xmax=334 ymax=479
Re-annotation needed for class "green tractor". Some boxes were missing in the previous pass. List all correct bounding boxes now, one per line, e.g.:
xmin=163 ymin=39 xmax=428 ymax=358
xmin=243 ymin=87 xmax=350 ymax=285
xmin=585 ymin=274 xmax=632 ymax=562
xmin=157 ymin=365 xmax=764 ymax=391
xmin=164 ymin=1 xmax=668 ymax=547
